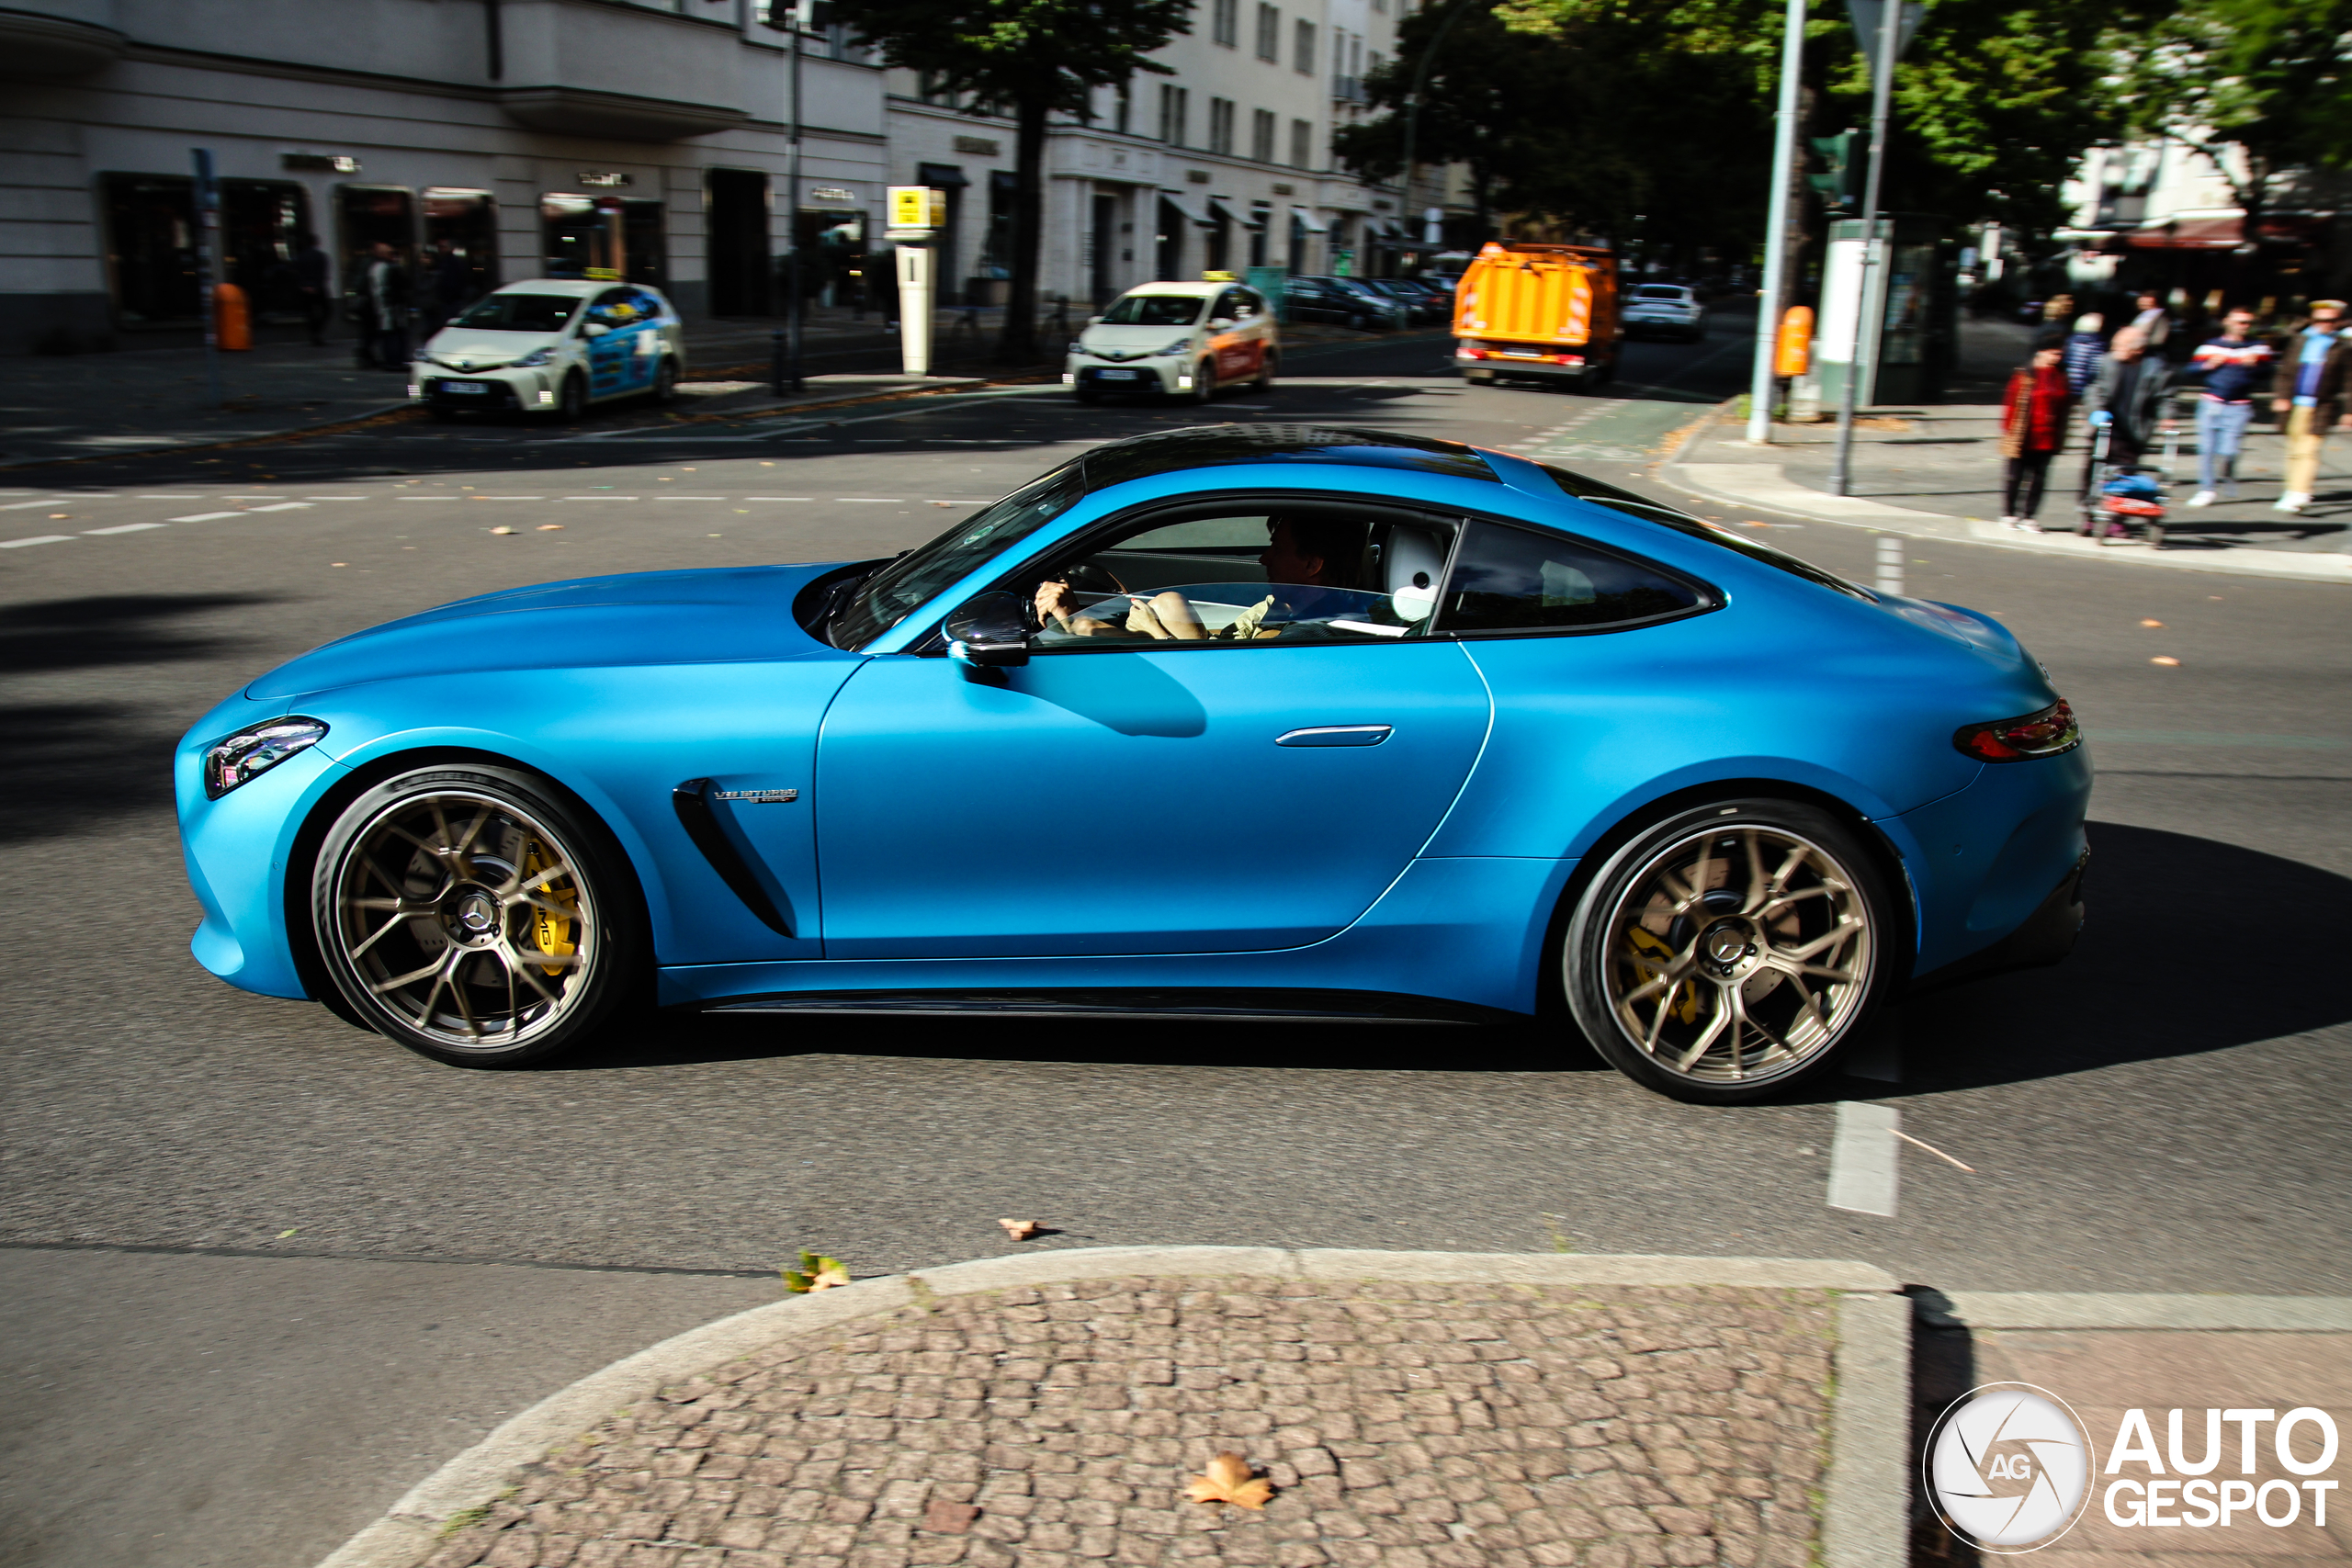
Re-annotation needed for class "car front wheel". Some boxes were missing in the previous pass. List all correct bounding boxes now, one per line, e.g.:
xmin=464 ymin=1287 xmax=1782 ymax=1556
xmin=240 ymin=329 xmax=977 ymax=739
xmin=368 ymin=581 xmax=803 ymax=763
xmin=1561 ymin=798 xmax=1890 ymax=1102
xmin=650 ymin=355 xmax=678 ymax=404
xmin=311 ymin=765 xmax=644 ymax=1068
xmin=1183 ymin=358 xmax=1216 ymax=404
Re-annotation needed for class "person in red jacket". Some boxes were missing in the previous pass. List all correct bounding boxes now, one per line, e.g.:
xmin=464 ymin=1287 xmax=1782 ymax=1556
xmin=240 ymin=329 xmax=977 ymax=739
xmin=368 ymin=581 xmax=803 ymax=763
xmin=1999 ymin=339 xmax=2074 ymax=531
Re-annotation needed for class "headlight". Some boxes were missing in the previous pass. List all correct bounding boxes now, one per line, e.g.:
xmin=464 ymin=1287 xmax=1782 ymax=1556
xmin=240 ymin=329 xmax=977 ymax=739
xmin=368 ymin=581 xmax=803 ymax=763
xmin=1156 ymin=336 xmax=1194 ymax=356
xmin=512 ymin=346 xmax=556 ymax=367
xmin=203 ymin=717 xmax=328 ymax=799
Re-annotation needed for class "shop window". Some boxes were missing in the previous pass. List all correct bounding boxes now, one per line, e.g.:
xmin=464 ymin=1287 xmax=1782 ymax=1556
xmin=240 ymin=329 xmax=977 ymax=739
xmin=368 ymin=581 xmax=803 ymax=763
xmin=100 ymin=172 xmax=198 ymax=323
xmin=221 ymin=180 xmax=312 ymax=319
xmin=422 ymin=188 xmax=499 ymax=311
xmin=543 ymin=194 xmax=665 ymax=287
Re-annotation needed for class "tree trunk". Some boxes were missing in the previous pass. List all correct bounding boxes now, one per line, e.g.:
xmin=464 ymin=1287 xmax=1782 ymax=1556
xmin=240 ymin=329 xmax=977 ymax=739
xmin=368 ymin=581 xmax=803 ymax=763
xmin=997 ymin=96 xmax=1050 ymax=365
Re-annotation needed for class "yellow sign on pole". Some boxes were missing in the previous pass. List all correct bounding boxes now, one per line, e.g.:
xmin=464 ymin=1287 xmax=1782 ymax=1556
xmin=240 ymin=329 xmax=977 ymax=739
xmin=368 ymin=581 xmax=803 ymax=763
xmin=888 ymin=186 xmax=944 ymax=231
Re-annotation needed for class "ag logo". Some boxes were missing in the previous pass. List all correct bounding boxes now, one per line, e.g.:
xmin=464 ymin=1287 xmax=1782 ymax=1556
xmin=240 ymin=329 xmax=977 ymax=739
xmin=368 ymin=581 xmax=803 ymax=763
xmin=1924 ymin=1382 xmax=2093 ymax=1552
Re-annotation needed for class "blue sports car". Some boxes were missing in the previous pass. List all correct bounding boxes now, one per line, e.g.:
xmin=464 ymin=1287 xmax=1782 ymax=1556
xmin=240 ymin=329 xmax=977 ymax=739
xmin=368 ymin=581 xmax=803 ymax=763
xmin=175 ymin=426 xmax=2090 ymax=1102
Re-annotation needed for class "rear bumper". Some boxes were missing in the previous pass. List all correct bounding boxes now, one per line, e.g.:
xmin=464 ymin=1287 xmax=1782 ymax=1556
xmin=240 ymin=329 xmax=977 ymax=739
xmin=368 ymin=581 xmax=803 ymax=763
xmin=1457 ymin=344 xmax=1596 ymax=381
xmin=1911 ymin=848 xmax=2089 ymax=992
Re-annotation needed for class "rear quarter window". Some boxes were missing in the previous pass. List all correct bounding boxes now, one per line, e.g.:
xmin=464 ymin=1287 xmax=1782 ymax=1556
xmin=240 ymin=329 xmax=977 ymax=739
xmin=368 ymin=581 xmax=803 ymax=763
xmin=1538 ymin=463 xmax=1871 ymax=601
xmin=1436 ymin=518 xmax=1709 ymax=635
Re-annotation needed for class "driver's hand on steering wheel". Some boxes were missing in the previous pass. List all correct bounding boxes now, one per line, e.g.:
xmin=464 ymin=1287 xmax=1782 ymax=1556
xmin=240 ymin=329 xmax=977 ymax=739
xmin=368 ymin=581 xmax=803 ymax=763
xmin=1034 ymin=579 xmax=1079 ymax=627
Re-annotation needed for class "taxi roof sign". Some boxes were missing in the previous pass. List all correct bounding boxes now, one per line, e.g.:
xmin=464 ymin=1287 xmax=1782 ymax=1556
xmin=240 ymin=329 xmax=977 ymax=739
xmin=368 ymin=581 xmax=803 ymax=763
xmin=888 ymin=186 xmax=944 ymax=231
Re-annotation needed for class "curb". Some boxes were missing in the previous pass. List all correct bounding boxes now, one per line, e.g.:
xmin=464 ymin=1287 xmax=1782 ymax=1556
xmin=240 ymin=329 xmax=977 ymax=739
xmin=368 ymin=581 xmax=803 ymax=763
xmin=1661 ymin=399 xmax=2352 ymax=584
xmin=1917 ymin=1289 xmax=2352 ymax=1332
xmin=313 ymin=1246 xmax=1905 ymax=1568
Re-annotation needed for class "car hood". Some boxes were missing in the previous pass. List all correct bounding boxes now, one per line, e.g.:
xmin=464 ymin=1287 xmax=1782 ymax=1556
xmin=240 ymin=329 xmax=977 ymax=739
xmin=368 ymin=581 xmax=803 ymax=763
xmin=245 ymin=562 xmax=851 ymax=700
xmin=424 ymin=326 xmax=564 ymax=360
xmin=1082 ymin=323 xmax=1200 ymax=349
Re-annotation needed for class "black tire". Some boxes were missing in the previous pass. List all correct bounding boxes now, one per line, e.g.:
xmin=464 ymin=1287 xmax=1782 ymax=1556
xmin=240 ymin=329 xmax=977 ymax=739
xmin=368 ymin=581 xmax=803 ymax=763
xmin=1184 ymin=358 xmax=1216 ymax=404
xmin=557 ymin=370 xmax=587 ymax=423
xmin=1074 ymin=382 xmax=1101 ymax=404
xmin=1256 ymin=348 xmax=1279 ymax=389
xmin=650 ymin=355 xmax=678 ymax=405
xmin=1348 ymin=313 xmax=1367 ymax=331
xmin=428 ymin=404 xmax=458 ymax=423
xmin=1561 ymin=797 xmax=1892 ymax=1103
xmin=310 ymin=764 xmax=646 ymax=1068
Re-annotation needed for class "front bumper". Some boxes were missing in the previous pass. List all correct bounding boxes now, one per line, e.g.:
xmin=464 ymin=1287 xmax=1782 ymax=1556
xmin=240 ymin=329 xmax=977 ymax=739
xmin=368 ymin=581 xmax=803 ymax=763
xmin=175 ymin=714 xmax=347 ymax=1000
xmin=412 ymin=366 xmax=560 ymax=412
xmin=1067 ymin=359 xmax=1186 ymax=393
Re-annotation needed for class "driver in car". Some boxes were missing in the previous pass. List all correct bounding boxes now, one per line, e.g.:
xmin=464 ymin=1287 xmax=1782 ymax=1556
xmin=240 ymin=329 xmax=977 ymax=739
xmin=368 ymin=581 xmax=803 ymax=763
xmin=1032 ymin=515 xmax=1363 ymax=641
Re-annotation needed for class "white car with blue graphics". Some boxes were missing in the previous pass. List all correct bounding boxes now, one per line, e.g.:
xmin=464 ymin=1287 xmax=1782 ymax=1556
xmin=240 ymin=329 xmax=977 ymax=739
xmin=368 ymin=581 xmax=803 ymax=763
xmin=412 ymin=279 xmax=687 ymax=421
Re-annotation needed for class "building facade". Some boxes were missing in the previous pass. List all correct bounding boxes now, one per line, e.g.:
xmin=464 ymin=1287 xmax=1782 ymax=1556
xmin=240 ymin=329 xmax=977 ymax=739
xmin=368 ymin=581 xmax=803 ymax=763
xmin=0 ymin=0 xmax=887 ymax=354
xmin=2052 ymin=138 xmax=2350 ymax=309
xmin=881 ymin=0 xmax=1423 ymax=312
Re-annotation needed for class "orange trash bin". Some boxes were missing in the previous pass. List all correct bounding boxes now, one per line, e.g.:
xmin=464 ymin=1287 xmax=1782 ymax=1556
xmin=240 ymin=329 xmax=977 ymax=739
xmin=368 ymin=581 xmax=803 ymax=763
xmin=213 ymin=282 xmax=252 ymax=351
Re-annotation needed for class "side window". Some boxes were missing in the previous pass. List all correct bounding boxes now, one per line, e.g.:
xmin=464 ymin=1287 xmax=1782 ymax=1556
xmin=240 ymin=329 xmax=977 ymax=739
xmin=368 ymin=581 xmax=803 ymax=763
xmin=1023 ymin=504 xmax=1457 ymax=649
xmin=1214 ymin=288 xmax=1248 ymax=321
xmin=585 ymin=287 xmax=632 ymax=329
xmin=1435 ymin=518 xmax=1703 ymax=634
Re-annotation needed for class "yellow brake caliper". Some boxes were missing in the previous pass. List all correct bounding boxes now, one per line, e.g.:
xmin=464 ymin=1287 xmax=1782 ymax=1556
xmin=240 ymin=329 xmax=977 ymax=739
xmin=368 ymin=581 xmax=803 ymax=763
xmin=1626 ymin=923 xmax=1700 ymax=1024
xmin=522 ymin=841 xmax=577 ymax=977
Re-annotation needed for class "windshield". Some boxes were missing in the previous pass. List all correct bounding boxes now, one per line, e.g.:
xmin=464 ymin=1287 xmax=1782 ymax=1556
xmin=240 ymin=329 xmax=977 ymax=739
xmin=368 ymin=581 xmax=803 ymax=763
xmin=1538 ymin=463 xmax=1871 ymax=601
xmin=451 ymin=293 xmax=581 ymax=333
xmin=1632 ymin=287 xmax=1689 ymax=301
xmin=1098 ymin=294 xmax=1204 ymax=327
xmin=830 ymin=463 xmax=1086 ymax=649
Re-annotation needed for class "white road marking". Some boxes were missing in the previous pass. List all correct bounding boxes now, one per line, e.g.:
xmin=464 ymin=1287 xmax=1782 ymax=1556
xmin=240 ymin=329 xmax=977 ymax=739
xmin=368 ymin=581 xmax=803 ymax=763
xmin=139 ymin=493 xmax=205 ymax=499
xmin=84 ymin=523 xmax=168 ymax=535
xmin=560 ymin=495 xmax=639 ymax=501
xmin=303 ymin=495 xmax=374 ymax=501
xmin=836 ymin=497 xmax=903 ymax=503
xmin=469 ymin=495 xmax=544 ymax=501
xmin=168 ymin=511 xmax=247 ymax=523
xmin=743 ymin=497 xmax=813 ymax=502
xmin=655 ymin=495 xmax=729 ymax=500
xmin=1 ymin=535 xmax=74 ymax=548
xmin=1827 ymin=1100 xmax=1900 ymax=1217
xmin=0 ymin=499 xmax=60 ymax=510
xmin=246 ymin=502 xmax=314 ymax=513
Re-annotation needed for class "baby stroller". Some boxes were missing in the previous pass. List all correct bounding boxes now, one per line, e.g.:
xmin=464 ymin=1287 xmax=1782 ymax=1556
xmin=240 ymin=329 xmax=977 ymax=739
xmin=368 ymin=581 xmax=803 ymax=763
xmin=2076 ymin=418 xmax=2172 ymax=548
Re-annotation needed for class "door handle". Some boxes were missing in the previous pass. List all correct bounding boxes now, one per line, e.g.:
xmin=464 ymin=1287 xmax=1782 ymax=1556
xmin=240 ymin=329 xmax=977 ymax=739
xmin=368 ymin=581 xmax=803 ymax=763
xmin=1274 ymin=725 xmax=1392 ymax=748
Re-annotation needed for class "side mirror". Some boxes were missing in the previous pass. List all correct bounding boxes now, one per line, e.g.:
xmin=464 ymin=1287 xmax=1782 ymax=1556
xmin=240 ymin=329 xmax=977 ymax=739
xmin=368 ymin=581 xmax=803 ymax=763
xmin=944 ymin=590 xmax=1030 ymax=668
xmin=1087 ymin=314 xmax=1104 ymax=325
xmin=583 ymin=321 xmax=610 ymax=337
xmin=1208 ymin=316 xmax=1235 ymax=330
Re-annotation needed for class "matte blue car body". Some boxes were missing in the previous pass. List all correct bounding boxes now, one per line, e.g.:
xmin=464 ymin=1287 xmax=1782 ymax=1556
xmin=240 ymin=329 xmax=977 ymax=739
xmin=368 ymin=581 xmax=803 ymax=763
xmin=175 ymin=441 xmax=2090 ymax=1024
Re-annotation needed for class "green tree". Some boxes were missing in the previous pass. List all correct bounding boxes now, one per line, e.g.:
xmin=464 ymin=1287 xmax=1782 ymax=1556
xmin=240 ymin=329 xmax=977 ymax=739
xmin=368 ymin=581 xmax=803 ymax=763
xmin=2110 ymin=0 xmax=2352 ymax=246
xmin=832 ymin=0 xmax=1195 ymax=363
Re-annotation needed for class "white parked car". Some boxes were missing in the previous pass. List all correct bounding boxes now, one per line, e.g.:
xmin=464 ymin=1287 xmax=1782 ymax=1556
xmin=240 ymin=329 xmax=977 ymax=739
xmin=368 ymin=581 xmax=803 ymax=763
xmin=412 ymin=279 xmax=688 ymax=420
xmin=1065 ymin=280 xmax=1279 ymax=403
xmin=1622 ymin=284 xmax=1707 ymax=343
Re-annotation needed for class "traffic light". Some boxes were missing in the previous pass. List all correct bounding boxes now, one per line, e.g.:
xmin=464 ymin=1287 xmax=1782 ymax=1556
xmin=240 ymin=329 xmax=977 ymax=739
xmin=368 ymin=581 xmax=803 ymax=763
xmin=1807 ymin=131 xmax=1862 ymax=213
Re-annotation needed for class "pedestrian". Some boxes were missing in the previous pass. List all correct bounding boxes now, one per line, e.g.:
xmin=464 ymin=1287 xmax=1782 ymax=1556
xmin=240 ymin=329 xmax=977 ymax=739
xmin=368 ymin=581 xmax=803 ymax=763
xmin=2185 ymin=305 xmax=2273 ymax=506
xmin=2128 ymin=288 xmax=2172 ymax=350
xmin=2062 ymin=313 xmax=2105 ymax=396
xmin=423 ymin=236 xmax=470 ymax=335
xmin=359 ymin=241 xmax=413 ymax=370
xmin=1999 ymin=337 xmax=2074 ymax=532
xmin=290 ymin=231 xmax=331 ymax=346
xmin=2080 ymin=326 xmax=2176 ymax=513
xmin=2041 ymin=292 xmax=2075 ymax=329
xmin=2269 ymin=299 xmax=2352 ymax=513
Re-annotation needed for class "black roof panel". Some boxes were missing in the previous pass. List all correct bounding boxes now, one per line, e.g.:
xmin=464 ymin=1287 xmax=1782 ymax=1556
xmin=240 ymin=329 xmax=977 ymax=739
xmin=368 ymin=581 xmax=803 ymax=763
xmin=1079 ymin=423 xmax=1500 ymax=492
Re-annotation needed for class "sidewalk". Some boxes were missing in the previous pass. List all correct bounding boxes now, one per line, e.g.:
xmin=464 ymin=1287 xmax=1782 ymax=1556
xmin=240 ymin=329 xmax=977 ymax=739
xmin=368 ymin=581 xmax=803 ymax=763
xmin=1663 ymin=317 xmax=2352 ymax=584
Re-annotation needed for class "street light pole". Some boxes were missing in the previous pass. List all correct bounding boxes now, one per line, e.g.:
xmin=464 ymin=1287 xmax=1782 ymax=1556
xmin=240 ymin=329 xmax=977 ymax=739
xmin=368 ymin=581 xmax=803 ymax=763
xmin=1826 ymin=0 xmax=1900 ymax=495
xmin=785 ymin=4 xmax=805 ymax=395
xmin=1398 ymin=0 xmax=1476 ymax=257
xmin=1746 ymin=0 xmax=1805 ymax=445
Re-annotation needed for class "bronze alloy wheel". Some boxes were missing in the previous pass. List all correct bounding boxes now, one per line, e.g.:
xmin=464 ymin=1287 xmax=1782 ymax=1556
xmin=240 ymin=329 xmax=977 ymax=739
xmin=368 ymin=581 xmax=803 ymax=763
xmin=1565 ymin=800 xmax=1885 ymax=1101
xmin=312 ymin=767 xmax=638 ymax=1066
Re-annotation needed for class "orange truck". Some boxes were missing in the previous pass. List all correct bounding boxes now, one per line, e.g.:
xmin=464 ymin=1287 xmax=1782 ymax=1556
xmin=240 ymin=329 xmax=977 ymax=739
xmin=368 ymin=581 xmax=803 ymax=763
xmin=1451 ymin=241 xmax=1621 ymax=389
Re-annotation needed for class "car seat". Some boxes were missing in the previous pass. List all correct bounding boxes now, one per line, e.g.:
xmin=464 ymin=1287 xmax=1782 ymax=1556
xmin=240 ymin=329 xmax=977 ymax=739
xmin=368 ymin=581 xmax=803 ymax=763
xmin=1385 ymin=525 xmax=1449 ymax=622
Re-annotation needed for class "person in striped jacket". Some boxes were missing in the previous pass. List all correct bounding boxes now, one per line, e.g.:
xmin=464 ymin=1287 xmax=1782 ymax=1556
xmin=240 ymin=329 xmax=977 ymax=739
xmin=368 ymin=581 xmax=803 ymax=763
xmin=2185 ymin=307 xmax=2274 ymax=506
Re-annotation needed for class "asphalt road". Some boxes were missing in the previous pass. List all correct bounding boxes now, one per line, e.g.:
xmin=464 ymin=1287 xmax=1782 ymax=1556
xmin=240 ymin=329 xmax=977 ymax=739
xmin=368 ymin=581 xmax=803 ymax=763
xmin=4 ymin=313 xmax=2347 ymax=1568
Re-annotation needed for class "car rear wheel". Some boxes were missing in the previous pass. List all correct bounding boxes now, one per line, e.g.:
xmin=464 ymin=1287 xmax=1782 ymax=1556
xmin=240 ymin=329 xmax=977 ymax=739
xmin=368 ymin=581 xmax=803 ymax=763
xmin=556 ymin=370 xmax=587 ymax=422
xmin=311 ymin=765 xmax=644 ymax=1068
xmin=1562 ymin=798 xmax=1890 ymax=1103
xmin=650 ymin=355 xmax=678 ymax=405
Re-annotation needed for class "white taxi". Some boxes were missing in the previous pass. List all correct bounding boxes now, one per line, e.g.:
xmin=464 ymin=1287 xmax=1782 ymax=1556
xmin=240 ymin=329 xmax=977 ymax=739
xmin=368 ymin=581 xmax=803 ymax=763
xmin=412 ymin=278 xmax=688 ymax=420
xmin=1065 ymin=279 xmax=1278 ymax=403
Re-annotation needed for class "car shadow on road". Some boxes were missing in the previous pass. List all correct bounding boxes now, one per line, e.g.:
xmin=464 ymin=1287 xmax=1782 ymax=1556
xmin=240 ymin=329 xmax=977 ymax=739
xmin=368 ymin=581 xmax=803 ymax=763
xmin=1883 ymin=819 xmax=2351 ymax=1096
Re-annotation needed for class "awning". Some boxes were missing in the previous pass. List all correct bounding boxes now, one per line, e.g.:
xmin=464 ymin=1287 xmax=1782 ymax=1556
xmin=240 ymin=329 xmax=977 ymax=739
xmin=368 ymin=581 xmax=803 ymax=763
xmin=1208 ymin=196 xmax=1261 ymax=229
xmin=1159 ymin=191 xmax=1214 ymax=228
xmin=1289 ymin=205 xmax=1330 ymax=233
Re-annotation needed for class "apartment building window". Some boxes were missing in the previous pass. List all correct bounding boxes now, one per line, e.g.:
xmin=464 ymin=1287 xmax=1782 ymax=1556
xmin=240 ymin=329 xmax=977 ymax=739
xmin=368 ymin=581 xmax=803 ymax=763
xmin=1208 ymin=97 xmax=1237 ymax=155
xmin=1211 ymin=0 xmax=1238 ymax=46
xmin=1289 ymin=118 xmax=1312 ymax=170
xmin=1256 ymin=4 xmax=1280 ymax=62
xmin=1251 ymin=108 xmax=1277 ymax=163
xmin=1294 ymin=19 xmax=1315 ymax=73
xmin=1114 ymin=81 xmax=1131 ymax=136
xmin=1159 ymin=84 xmax=1189 ymax=146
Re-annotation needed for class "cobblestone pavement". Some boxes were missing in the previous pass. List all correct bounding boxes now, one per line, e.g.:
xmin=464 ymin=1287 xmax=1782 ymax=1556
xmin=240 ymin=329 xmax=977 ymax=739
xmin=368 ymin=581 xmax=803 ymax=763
xmin=420 ymin=1276 xmax=1834 ymax=1568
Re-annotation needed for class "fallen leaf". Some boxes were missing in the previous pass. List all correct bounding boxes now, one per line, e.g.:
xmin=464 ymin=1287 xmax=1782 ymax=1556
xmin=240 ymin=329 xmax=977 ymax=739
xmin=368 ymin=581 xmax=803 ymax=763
xmin=537 ymin=523 xmax=564 ymax=531
xmin=1186 ymin=1452 xmax=1274 ymax=1509
xmin=331 ymin=561 xmax=346 ymax=568
xmin=2151 ymin=656 xmax=2180 ymax=666
xmin=781 ymin=1250 xmax=851 ymax=1293
xmin=277 ymin=1228 xmax=299 ymax=1238
xmin=922 ymin=1499 xmax=980 ymax=1534
xmin=1000 ymin=1218 xmax=1039 ymax=1240
xmin=2140 ymin=618 xmax=2164 ymax=627
xmin=490 ymin=525 xmax=516 ymax=536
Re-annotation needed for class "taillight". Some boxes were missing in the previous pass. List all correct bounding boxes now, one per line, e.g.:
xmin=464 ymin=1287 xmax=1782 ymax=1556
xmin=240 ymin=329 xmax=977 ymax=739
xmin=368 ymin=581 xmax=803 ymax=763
xmin=1954 ymin=699 xmax=2080 ymax=762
